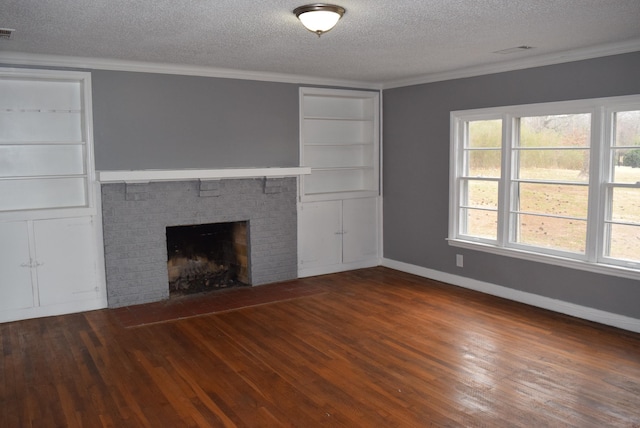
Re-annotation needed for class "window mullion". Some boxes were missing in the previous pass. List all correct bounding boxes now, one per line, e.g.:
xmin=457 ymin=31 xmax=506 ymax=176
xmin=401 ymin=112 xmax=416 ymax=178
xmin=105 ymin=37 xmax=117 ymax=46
xmin=586 ymin=107 xmax=606 ymax=263
xmin=449 ymin=117 xmax=465 ymax=240
xmin=497 ymin=114 xmax=512 ymax=247
xmin=459 ymin=120 xmax=468 ymax=236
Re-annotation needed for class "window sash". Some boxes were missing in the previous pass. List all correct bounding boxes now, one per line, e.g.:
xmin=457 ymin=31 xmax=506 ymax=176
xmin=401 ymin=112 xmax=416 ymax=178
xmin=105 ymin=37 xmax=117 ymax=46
xmin=599 ymin=106 xmax=640 ymax=268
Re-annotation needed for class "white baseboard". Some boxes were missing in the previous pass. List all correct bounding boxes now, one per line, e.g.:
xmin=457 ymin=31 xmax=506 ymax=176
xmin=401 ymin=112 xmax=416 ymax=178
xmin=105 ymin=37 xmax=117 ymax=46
xmin=382 ymin=258 xmax=640 ymax=334
xmin=298 ymin=259 xmax=380 ymax=279
xmin=0 ymin=297 xmax=107 ymax=324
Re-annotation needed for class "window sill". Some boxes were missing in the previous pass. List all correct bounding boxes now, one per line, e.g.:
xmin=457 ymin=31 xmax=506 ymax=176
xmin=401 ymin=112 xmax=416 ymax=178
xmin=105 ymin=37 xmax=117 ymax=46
xmin=447 ymin=238 xmax=640 ymax=281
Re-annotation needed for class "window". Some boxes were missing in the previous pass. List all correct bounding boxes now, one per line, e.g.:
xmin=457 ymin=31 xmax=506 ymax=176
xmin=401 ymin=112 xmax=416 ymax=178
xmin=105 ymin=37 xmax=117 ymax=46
xmin=512 ymin=113 xmax=591 ymax=254
xmin=603 ymin=109 xmax=640 ymax=265
xmin=459 ymin=118 xmax=501 ymax=241
xmin=449 ymin=96 xmax=640 ymax=279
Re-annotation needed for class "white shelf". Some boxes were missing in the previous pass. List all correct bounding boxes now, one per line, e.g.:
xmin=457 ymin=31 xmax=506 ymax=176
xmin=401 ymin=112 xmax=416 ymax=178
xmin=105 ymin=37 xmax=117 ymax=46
xmin=304 ymin=167 xmax=376 ymax=195
xmin=304 ymin=116 xmax=374 ymax=122
xmin=305 ymin=142 xmax=372 ymax=147
xmin=302 ymin=120 xmax=374 ymax=146
xmin=0 ymin=177 xmax=88 ymax=212
xmin=1 ymin=108 xmax=82 ymax=113
xmin=311 ymin=166 xmax=375 ymax=171
xmin=98 ymin=167 xmax=311 ymax=183
xmin=0 ymin=174 xmax=88 ymax=181
xmin=302 ymin=92 xmax=376 ymax=121
xmin=0 ymin=110 xmax=83 ymax=143
xmin=0 ymin=144 xmax=86 ymax=178
xmin=0 ymin=140 xmax=86 ymax=145
xmin=305 ymin=145 xmax=374 ymax=169
xmin=303 ymin=190 xmax=379 ymax=200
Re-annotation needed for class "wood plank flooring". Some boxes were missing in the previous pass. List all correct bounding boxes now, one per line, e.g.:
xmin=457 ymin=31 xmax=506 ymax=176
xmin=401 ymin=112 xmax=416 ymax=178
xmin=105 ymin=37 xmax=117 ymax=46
xmin=111 ymin=280 xmax=327 ymax=327
xmin=1 ymin=267 xmax=640 ymax=427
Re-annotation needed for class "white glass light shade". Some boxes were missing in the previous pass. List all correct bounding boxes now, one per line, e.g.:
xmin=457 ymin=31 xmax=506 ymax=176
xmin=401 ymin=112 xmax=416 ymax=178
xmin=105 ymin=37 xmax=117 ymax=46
xmin=298 ymin=10 xmax=341 ymax=33
xmin=294 ymin=4 xmax=345 ymax=36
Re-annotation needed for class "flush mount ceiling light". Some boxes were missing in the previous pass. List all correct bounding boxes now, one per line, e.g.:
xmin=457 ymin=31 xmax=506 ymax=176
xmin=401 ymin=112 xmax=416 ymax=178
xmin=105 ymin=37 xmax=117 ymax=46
xmin=294 ymin=4 xmax=345 ymax=37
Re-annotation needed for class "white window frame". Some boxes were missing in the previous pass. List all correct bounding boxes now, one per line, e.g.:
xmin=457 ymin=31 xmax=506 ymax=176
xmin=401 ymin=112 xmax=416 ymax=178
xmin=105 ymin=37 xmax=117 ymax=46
xmin=449 ymin=95 xmax=640 ymax=281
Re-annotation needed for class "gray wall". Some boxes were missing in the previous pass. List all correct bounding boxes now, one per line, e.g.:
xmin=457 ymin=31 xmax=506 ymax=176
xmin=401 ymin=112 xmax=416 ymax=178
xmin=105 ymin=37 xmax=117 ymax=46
xmin=91 ymin=71 xmax=300 ymax=170
xmin=383 ymin=52 xmax=640 ymax=319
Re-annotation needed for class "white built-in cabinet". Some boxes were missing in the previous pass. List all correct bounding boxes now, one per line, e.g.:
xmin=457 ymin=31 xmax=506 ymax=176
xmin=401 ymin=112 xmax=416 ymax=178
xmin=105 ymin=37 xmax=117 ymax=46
xmin=298 ymin=88 xmax=381 ymax=277
xmin=0 ymin=218 xmax=102 ymax=311
xmin=0 ymin=68 xmax=106 ymax=323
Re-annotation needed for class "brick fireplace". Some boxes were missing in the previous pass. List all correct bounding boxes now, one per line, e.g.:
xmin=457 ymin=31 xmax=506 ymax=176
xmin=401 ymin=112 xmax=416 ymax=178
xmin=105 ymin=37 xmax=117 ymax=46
xmin=100 ymin=176 xmax=298 ymax=308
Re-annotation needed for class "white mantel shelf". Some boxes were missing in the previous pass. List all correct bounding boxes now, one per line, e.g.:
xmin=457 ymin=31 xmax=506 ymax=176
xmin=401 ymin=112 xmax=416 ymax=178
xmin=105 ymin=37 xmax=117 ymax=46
xmin=97 ymin=167 xmax=311 ymax=183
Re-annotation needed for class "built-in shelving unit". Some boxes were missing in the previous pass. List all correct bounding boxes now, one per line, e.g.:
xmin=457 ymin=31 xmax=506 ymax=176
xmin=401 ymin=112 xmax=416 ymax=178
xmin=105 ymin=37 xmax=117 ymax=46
xmin=0 ymin=68 xmax=105 ymax=323
xmin=298 ymin=87 xmax=381 ymax=278
xmin=299 ymin=88 xmax=380 ymax=201
xmin=0 ymin=75 xmax=91 ymax=214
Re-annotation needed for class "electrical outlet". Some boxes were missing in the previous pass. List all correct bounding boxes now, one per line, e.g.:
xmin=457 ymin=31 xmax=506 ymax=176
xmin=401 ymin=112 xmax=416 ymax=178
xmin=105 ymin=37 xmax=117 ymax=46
xmin=456 ymin=254 xmax=463 ymax=268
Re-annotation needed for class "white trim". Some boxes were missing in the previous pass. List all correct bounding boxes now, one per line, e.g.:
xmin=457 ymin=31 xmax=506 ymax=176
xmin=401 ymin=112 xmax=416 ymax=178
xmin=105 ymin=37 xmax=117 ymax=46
xmin=298 ymin=258 xmax=380 ymax=278
xmin=382 ymin=258 xmax=640 ymax=334
xmin=0 ymin=66 xmax=91 ymax=81
xmin=0 ymin=51 xmax=381 ymax=90
xmin=97 ymin=167 xmax=311 ymax=183
xmin=92 ymin=181 xmax=109 ymax=307
xmin=451 ymin=94 xmax=640 ymax=117
xmin=2 ymin=40 xmax=638 ymax=91
xmin=0 ymin=298 xmax=107 ymax=324
xmin=383 ymin=38 xmax=640 ymax=89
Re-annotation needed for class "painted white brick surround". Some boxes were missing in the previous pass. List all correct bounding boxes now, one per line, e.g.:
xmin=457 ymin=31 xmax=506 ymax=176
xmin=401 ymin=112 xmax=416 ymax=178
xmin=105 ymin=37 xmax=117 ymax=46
xmin=101 ymin=178 xmax=297 ymax=308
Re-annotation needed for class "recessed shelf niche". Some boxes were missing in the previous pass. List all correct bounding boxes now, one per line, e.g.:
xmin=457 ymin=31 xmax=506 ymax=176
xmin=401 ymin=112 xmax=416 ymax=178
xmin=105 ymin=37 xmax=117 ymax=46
xmin=299 ymin=88 xmax=380 ymax=201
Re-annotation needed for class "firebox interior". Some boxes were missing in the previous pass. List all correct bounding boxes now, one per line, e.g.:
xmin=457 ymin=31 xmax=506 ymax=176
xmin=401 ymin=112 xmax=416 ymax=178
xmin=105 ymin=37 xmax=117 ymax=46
xmin=166 ymin=221 xmax=249 ymax=295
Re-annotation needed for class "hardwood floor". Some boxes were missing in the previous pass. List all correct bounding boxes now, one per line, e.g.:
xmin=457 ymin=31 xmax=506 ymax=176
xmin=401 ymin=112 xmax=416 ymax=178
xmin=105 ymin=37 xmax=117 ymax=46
xmin=2 ymin=267 xmax=640 ymax=427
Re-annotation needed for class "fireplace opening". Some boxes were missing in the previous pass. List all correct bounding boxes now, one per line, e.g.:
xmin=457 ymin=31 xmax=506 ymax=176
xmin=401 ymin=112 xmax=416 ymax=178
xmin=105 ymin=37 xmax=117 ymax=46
xmin=166 ymin=221 xmax=250 ymax=296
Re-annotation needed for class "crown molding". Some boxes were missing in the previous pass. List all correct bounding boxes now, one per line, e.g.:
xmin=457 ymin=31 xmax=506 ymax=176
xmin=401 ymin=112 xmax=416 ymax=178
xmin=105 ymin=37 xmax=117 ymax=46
xmin=382 ymin=38 xmax=640 ymax=89
xmin=1 ymin=38 xmax=637 ymax=92
xmin=0 ymin=51 xmax=382 ymax=90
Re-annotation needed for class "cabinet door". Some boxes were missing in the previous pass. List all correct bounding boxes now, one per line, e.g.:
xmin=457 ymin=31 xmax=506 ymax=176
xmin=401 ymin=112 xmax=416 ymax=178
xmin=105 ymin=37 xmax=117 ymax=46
xmin=0 ymin=221 xmax=35 ymax=311
xmin=342 ymin=198 xmax=379 ymax=264
xmin=33 ymin=217 xmax=99 ymax=306
xmin=298 ymin=201 xmax=342 ymax=270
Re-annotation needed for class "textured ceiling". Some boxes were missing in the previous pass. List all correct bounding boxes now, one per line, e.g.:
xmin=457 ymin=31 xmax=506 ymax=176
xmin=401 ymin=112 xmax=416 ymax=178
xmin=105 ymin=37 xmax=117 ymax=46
xmin=1 ymin=0 xmax=639 ymax=86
